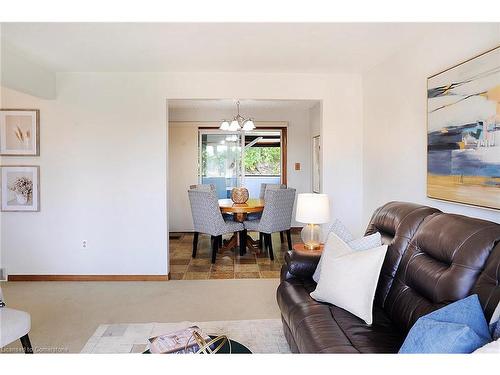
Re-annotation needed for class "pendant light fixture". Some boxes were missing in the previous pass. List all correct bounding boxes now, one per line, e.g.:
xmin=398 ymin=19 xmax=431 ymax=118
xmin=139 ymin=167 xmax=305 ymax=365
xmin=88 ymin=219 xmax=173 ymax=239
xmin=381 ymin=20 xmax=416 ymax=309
xmin=220 ymin=100 xmax=256 ymax=132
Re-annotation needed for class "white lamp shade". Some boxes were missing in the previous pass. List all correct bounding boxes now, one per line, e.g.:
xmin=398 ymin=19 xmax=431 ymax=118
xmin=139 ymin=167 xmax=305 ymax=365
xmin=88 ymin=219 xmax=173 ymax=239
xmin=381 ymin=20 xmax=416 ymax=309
xmin=295 ymin=193 xmax=330 ymax=224
xmin=220 ymin=121 xmax=230 ymax=130
xmin=242 ymin=119 xmax=255 ymax=131
xmin=228 ymin=120 xmax=240 ymax=131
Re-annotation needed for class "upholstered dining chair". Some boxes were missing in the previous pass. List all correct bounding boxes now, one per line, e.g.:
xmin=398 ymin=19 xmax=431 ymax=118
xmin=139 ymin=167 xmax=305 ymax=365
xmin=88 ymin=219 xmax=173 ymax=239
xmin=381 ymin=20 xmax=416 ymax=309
xmin=188 ymin=189 xmax=245 ymax=263
xmin=259 ymin=183 xmax=286 ymax=199
xmin=251 ymin=183 xmax=287 ymax=245
xmin=243 ymin=188 xmax=296 ymax=260
xmin=189 ymin=184 xmax=216 ymax=191
xmin=0 ymin=287 xmax=32 ymax=353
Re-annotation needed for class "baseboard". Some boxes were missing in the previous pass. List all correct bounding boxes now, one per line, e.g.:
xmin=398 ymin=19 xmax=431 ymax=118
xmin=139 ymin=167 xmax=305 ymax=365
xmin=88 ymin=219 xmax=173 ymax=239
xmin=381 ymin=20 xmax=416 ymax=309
xmin=7 ymin=274 xmax=170 ymax=281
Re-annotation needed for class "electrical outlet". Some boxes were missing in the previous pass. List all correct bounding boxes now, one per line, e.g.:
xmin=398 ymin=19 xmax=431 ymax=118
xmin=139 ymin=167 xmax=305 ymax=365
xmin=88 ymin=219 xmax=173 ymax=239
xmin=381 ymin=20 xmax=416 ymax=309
xmin=81 ymin=240 xmax=88 ymax=249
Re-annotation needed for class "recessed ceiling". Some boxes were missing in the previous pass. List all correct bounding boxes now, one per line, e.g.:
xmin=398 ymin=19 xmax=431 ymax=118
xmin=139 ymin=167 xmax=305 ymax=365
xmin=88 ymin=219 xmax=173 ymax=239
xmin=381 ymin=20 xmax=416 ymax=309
xmin=1 ymin=23 xmax=441 ymax=74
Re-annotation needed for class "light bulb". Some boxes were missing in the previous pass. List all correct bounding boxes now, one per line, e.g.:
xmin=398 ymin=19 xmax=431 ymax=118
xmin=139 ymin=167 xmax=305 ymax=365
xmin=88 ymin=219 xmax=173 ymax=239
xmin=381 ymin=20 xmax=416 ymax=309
xmin=220 ymin=121 xmax=230 ymax=131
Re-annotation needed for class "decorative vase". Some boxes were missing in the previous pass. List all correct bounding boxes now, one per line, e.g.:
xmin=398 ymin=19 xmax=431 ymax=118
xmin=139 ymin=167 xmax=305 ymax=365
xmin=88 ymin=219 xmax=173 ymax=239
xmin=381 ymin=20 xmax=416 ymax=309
xmin=231 ymin=187 xmax=249 ymax=204
xmin=15 ymin=193 xmax=28 ymax=205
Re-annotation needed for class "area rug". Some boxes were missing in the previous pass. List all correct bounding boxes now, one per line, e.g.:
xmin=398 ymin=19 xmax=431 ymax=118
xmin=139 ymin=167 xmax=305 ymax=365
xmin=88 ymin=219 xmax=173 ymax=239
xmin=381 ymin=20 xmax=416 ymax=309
xmin=81 ymin=319 xmax=291 ymax=354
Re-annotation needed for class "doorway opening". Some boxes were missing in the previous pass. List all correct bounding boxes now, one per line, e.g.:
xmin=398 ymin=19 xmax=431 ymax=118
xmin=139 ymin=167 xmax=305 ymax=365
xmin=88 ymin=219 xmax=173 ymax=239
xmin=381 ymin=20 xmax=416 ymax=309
xmin=167 ymin=99 xmax=320 ymax=280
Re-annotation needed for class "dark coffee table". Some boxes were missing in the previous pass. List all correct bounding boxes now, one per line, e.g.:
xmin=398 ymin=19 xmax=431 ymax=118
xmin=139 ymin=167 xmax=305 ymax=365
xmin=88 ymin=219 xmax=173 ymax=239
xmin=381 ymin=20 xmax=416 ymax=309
xmin=143 ymin=335 xmax=252 ymax=354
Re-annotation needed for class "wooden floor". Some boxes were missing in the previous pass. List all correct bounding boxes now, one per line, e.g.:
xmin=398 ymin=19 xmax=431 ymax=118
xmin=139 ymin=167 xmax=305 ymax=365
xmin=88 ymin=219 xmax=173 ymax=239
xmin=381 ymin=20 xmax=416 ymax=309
xmin=169 ymin=231 xmax=299 ymax=280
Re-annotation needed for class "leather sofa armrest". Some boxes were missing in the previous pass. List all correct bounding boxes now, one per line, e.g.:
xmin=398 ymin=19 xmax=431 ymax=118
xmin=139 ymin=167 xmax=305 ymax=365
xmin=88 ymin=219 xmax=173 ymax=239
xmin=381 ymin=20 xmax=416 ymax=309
xmin=284 ymin=250 xmax=322 ymax=280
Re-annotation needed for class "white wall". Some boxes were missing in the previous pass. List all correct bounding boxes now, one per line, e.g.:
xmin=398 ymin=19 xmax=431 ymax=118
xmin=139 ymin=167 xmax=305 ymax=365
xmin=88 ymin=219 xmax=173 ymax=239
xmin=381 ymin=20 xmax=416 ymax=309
xmin=168 ymin=104 xmax=316 ymax=231
xmin=168 ymin=123 xmax=198 ymax=232
xmin=1 ymin=71 xmax=364 ymax=276
xmin=0 ymin=85 xmax=168 ymax=275
xmin=363 ymin=24 xmax=500 ymax=224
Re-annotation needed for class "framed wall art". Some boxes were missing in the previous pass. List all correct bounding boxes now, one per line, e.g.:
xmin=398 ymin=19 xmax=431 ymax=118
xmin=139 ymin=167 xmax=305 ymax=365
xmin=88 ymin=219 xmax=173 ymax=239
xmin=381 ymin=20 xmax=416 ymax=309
xmin=1 ymin=166 xmax=40 ymax=212
xmin=0 ymin=109 xmax=40 ymax=156
xmin=427 ymin=46 xmax=499 ymax=210
xmin=312 ymin=135 xmax=321 ymax=193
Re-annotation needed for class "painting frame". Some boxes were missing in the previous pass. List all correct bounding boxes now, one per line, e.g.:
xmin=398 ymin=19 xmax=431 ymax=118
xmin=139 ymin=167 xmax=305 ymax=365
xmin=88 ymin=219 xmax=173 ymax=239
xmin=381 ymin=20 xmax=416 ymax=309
xmin=312 ymin=135 xmax=321 ymax=193
xmin=426 ymin=45 xmax=500 ymax=210
xmin=0 ymin=109 xmax=40 ymax=156
xmin=0 ymin=165 xmax=40 ymax=212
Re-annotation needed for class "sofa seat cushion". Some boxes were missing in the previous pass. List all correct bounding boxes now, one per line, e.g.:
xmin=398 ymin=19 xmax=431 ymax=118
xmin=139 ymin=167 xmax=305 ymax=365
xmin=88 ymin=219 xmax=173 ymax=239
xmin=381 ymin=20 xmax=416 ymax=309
xmin=277 ymin=279 xmax=404 ymax=353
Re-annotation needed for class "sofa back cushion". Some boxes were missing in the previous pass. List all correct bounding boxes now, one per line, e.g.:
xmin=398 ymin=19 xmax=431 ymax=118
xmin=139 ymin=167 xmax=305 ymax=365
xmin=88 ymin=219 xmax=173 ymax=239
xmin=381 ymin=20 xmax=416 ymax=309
xmin=365 ymin=202 xmax=440 ymax=308
xmin=383 ymin=213 xmax=500 ymax=333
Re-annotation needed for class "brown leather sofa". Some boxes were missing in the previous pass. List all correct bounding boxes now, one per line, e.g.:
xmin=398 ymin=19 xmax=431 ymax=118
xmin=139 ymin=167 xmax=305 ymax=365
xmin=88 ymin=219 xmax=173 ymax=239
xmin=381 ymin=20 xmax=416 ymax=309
xmin=277 ymin=202 xmax=500 ymax=353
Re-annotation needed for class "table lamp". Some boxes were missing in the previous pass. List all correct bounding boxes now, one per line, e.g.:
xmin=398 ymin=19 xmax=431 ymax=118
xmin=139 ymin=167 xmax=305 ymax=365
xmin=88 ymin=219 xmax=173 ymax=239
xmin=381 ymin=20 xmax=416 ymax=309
xmin=295 ymin=193 xmax=330 ymax=250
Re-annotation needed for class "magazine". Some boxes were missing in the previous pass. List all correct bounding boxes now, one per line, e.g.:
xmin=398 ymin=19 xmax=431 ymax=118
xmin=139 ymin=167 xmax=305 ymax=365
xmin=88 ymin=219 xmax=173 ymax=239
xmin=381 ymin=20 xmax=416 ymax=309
xmin=147 ymin=326 xmax=212 ymax=354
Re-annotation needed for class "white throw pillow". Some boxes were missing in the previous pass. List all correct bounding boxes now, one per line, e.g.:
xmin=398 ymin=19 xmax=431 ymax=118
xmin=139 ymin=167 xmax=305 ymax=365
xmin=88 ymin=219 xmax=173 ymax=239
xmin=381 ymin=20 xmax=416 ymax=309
xmin=310 ymin=233 xmax=387 ymax=325
xmin=473 ymin=338 xmax=500 ymax=354
xmin=312 ymin=231 xmax=382 ymax=283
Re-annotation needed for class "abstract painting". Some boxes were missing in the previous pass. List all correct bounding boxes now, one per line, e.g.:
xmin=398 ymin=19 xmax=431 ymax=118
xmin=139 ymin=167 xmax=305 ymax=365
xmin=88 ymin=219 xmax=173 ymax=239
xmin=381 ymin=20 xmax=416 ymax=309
xmin=427 ymin=46 xmax=500 ymax=210
xmin=1 ymin=166 xmax=40 ymax=211
xmin=0 ymin=109 xmax=39 ymax=156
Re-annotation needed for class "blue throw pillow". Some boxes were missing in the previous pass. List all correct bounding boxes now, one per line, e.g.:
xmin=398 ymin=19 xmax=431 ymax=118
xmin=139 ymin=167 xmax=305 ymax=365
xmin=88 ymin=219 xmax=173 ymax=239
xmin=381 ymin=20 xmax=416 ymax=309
xmin=491 ymin=321 xmax=500 ymax=341
xmin=399 ymin=294 xmax=491 ymax=354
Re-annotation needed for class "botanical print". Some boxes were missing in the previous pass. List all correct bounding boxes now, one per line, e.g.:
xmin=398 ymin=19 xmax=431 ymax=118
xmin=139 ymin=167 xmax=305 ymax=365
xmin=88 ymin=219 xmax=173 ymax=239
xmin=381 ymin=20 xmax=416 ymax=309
xmin=427 ymin=47 xmax=500 ymax=210
xmin=1 ymin=166 xmax=39 ymax=211
xmin=0 ymin=109 xmax=39 ymax=155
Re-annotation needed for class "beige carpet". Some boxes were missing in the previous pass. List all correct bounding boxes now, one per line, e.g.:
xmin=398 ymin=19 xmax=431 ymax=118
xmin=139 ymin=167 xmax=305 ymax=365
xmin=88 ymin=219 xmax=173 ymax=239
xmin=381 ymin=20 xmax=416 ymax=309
xmin=81 ymin=319 xmax=290 ymax=353
xmin=0 ymin=279 xmax=281 ymax=353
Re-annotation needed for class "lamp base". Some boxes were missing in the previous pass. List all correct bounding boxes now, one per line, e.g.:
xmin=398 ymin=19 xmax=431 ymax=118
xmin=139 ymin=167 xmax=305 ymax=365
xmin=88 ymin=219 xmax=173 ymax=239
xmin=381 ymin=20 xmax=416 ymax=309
xmin=300 ymin=224 xmax=322 ymax=251
xmin=303 ymin=243 xmax=321 ymax=251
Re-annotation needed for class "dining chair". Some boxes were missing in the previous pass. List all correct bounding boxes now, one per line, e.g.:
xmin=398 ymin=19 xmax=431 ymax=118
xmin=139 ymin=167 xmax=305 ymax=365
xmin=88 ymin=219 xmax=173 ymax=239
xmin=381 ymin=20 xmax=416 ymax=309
xmin=188 ymin=189 xmax=245 ymax=263
xmin=259 ymin=183 xmax=286 ymax=199
xmin=243 ymin=188 xmax=296 ymax=260
xmin=190 ymin=184 xmax=232 ymax=219
xmin=189 ymin=184 xmax=216 ymax=191
xmin=0 ymin=287 xmax=33 ymax=353
xmin=252 ymin=183 xmax=287 ymax=245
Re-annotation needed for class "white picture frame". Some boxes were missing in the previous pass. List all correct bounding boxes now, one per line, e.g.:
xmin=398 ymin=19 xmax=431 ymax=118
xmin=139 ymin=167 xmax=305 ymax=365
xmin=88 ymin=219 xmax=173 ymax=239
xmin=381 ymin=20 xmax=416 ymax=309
xmin=0 ymin=109 xmax=40 ymax=156
xmin=312 ymin=135 xmax=321 ymax=193
xmin=1 ymin=166 xmax=40 ymax=212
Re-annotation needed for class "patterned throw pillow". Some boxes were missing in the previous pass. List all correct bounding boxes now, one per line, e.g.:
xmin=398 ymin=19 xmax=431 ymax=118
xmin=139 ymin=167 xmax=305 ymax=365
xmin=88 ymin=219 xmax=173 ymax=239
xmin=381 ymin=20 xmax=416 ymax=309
xmin=324 ymin=218 xmax=354 ymax=243
xmin=312 ymin=230 xmax=382 ymax=283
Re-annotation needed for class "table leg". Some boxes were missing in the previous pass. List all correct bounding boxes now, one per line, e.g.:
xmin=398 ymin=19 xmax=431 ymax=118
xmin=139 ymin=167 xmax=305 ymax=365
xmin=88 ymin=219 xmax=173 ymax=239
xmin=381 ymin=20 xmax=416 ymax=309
xmin=220 ymin=233 xmax=238 ymax=253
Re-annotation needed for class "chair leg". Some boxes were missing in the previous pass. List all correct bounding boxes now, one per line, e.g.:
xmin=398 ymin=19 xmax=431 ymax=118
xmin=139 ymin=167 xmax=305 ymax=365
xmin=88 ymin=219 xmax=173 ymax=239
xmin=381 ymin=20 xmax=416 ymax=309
xmin=192 ymin=232 xmax=199 ymax=258
xmin=239 ymin=230 xmax=247 ymax=256
xmin=211 ymin=235 xmax=219 ymax=264
xmin=280 ymin=231 xmax=285 ymax=243
xmin=20 ymin=334 xmax=33 ymax=354
xmin=286 ymin=229 xmax=293 ymax=249
xmin=259 ymin=232 xmax=264 ymax=248
xmin=266 ymin=233 xmax=274 ymax=261
xmin=218 ymin=235 xmax=223 ymax=250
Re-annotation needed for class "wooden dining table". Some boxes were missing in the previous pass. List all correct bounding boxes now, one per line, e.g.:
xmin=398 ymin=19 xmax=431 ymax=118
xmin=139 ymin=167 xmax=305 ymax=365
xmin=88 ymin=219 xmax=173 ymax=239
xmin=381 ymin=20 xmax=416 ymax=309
xmin=218 ymin=198 xmax=265 ymax=253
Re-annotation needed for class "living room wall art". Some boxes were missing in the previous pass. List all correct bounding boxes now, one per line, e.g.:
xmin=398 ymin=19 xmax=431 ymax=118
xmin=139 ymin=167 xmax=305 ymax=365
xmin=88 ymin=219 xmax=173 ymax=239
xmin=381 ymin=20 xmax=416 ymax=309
xmin=1 ymin=166 xmax=40 ymax=212
xmin=0 ymin=109 xmax=40 ymax=156
xmin=427 ymin=46 xmax=500 ymax=210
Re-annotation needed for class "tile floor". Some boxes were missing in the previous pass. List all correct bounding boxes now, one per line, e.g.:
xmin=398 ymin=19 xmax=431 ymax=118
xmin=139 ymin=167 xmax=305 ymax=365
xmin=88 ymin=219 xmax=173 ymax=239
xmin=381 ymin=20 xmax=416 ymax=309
xmin=169 ymin=231 xmax=300 ymax=280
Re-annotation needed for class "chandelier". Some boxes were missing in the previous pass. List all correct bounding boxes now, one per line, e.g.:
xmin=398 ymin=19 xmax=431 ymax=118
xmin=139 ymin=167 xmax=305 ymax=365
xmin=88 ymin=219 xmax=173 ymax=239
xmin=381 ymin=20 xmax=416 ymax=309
xmin=219 ymin=100 xmax=255 ymax=131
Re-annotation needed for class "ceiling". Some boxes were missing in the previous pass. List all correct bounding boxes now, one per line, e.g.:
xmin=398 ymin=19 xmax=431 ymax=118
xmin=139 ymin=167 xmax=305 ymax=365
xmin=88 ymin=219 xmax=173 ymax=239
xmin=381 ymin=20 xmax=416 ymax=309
xmin=1 ymin=23 xmax=440 ymax=74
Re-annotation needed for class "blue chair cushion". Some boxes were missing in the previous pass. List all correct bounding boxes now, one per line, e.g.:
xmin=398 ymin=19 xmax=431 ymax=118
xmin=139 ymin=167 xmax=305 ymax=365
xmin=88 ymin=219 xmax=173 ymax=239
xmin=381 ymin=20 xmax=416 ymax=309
xmin=399 ymin=294 xmax=491 ymax=353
